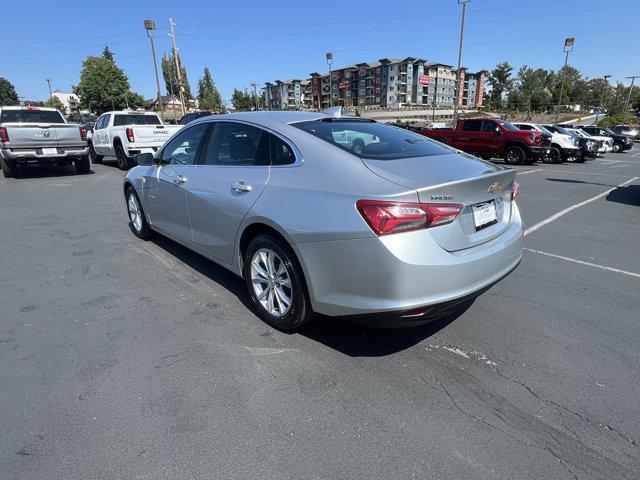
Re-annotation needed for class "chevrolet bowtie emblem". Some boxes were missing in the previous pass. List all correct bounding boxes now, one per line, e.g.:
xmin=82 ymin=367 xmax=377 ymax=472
xmin=488 ymin=182 xmax=502 ymax=194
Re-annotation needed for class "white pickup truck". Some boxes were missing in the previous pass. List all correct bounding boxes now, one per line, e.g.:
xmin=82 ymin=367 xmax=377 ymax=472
xmin=89 ymin=111 xmax=183 ymax=170
xmin=0 ymin=106 xmax=89 ymax=178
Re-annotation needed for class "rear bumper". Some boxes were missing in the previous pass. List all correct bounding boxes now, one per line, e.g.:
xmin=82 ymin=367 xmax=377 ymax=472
xmin=295 ymin=203 xmax=523 ymax=319
xmin=1 ymin=146 xmax=88 ymax=161
xmin=126 ymin=146 xmax=160 ymax=157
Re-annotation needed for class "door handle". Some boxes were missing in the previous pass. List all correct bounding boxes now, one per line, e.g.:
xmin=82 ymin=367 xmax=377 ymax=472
xmin=233 ymin=182 xmax=252 ymax=192
xmin=174 ymin=175 xmax=188 ymax=184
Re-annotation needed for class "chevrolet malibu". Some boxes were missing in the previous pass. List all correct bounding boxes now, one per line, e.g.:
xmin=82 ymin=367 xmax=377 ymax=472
xmin=124 ymin=110 xmax=523 ymax=330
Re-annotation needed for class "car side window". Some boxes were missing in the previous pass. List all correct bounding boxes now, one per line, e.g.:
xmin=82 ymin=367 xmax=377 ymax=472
xmin=461 ymin=120 xmax=482 ymax=131
xmin=481 ymin=121 xmax=499 ymax=132
xmin=160 ymin=123 xmax=209 ymax=165
xmin=270 ymin=134 xmax=296 ymax=165
xmin=517 ymin=125 xmax=532 ymax=131
xmin=202 ymin=122 xmax=270 ymax=166
xmin=95 ymin=115 xmax=106 ymax=130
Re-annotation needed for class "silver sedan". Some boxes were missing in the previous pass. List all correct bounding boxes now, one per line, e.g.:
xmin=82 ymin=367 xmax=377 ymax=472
xmin=124 ymin=109 xmax=523 ymax=330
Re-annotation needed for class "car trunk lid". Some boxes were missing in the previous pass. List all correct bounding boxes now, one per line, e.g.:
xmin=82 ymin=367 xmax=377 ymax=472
xmin=361 ymin=153 xmax=517 ymax=251
xmin=128 ymin=125 xmax=182 ymax=147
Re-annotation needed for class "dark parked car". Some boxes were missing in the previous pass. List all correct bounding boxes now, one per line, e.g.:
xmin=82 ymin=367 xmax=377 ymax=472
xmin=580 ymin=126 xmax=634 ymax=152
xmin=609 ymin=124 xmax=638 ymax=140
xmin=179 ymin=111 xmax=217 ymax=125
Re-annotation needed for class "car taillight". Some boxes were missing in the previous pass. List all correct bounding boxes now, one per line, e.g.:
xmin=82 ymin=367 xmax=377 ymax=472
xmin=511 ymin=179 xmax=520 ymax=200
xmin=0 ymin=126 xmax=8 ymax=142
xmin=79 ymin=126 xmax=87 ymax=141
xmin=126 ymin=127 xmax=135 ymax=143
xmin=356 ymin=200 xmax=463 ymax=236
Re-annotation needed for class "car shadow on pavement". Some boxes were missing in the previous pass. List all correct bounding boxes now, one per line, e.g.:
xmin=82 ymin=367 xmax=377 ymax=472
xmin=606 ymin=184 xmax=640 ymax=206
xmin=546 ymin=177 xmax=615 ymax=187
xmin=299 ymin=303 xmax=472 ymax=357
xmin=149 ymin=233 xmax=468 ymax=356
xmin=148 ymin=235 xmax=256 ymax=312
xmin=12 ymin=165 xmax=95 ymax=178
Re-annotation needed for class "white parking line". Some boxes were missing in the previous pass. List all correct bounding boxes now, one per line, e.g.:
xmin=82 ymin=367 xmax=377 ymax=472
xmin=517 ymin=169 xmax=542 ymax=175
xmin=524 ymin=248 xmax=640 ymax=278
xmin=524 ymin=176 xmax=639 ymax=236
xmin=633 ymin=151 xmax=640 ymax=157
xmin=541 ymin=169 xmax=634 ymax=178
xmin=609 ymin=164 xmax=631 ymax=169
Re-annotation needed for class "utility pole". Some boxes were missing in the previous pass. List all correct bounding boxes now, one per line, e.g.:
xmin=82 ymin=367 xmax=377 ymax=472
xmin=326 ymin=53 xmax=333 ymax=108
xmin=46 ymin=78 xmax=53 ymax=100
xmin=432 ymin=67 xmax=439 ymax=122
xmin=251 ymin=82 xmax=259 ymax=110
xmin=624 ymin=75 xmax=639 ymax=110
xmin=452 ymin=0 xmax=469 ymax=126
xmin=556 ymin=37 xmax=575 ymax=122
xmin=144 ymin=20 xmax=164 ymax=122
xmin=169 ymin=18 xmax=186 ymax=116
xmin=597 ymin=74 xmax=611 ymax=122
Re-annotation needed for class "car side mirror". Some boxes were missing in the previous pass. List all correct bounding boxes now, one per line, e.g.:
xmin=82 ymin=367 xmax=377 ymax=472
xmin=135 ymin=153 xmax=154 ymax=166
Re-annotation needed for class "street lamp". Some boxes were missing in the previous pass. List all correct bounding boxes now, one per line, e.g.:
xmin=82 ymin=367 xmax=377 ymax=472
xmin=144 ymin=20 xmax=164 ymax=121
xmin=326 ymin=52 xmax=333 ymax=108
xmin=556 ymin=37 xmax=574 ymax=122
xmin=46 ymin=78 xmax=53 ymax=100
xmin=453 ymin=0 xmax=470 ymax=125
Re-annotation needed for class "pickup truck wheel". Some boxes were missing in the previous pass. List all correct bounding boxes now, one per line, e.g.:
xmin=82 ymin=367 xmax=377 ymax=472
xmin=126 ymin=187 xmax=153 ymax=239
xmin=612 ymin=142 xmax=623 ymax=153
xmin=504 ymin=146 xmax=526 ymax=165
xmin=543 ymin=147 xmax=563 ymax=164
xmin=1 ymin=156 xmax=17 ymax=178
xmin=89 ymin=143 xmax=103 ymax=164
xmin=115 ymin=143 xmax=130 ymax=170
xmin=75 ymin=156 xmax=91 ymax=174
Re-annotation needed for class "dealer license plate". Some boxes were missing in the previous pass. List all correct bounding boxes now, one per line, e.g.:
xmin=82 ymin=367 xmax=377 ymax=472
xmin=472 ymin=201 xmax=498 ymax=230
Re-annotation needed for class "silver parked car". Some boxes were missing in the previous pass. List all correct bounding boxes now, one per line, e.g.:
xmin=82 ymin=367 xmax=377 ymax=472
xmin=124 ymin=109 xmax=523 ymax=330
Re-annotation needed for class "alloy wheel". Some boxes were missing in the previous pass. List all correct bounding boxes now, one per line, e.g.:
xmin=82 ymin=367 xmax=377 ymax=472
xmin=127 ymin=193 xmax=143 ymax=233
xmin=250 ymin=248 xmax=292 ymax=317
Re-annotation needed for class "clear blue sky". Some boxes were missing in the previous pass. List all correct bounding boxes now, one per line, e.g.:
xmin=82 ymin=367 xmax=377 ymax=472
xmin=2 ymin=0 xmax=639 ymax=105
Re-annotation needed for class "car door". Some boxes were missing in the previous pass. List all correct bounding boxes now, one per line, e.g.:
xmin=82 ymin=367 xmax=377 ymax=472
xmin=456 ymin=119 xmax=482 ymax=151
xmin=480 ymin=120 xmax=502 ymax=154
xmin=92 ymin=115 xmax=106 ymax=153
xmin=185 ymin=121 xmax=272 ymax=264
xmin=143 ymin=123 xmax=210 ymax=242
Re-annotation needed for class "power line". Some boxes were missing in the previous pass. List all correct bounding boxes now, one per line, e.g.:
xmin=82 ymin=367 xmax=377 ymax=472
xmin=0 ymin=38 xmax=148 ymax=55
xmin=0 ymin=27 xmax=169 ymax=48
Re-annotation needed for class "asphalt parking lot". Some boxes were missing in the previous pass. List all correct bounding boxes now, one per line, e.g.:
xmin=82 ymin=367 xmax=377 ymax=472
xmin=1 ymin=151 xmax=639 ymax=479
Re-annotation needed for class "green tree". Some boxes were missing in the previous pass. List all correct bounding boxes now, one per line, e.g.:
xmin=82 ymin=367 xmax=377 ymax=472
xmin=102 ymin=45 xmax=115 ymax=61
xmin=44 ymin=96 xmax=66 ymax=113
xmin=0 ymin=77 xmax=19 ymax=105
xmin=197 ymin=68 xmax=224 ymax=112
xmin=231 ymin=88 xmax=253 ymax=111
xmin=487 ymin=62 xmax=514 ymax=109
xmin=161 ymin=52 xmax=192 ymax=100
xmin=74 ymin=56 xmax=136 ymax=114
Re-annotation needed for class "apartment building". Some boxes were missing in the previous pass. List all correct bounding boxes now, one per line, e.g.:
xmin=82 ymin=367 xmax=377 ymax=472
xmin=263 ymin=79 xmax=303 ymax=110
xmin=264 ymin=57 xmax=485 ymax=110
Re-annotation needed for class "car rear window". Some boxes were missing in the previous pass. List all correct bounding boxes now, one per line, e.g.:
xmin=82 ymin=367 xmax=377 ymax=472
xmin=292 ymin=119 xmax=450 ymax=160
xmin=0 ymin=109 xmax=65 ymax=123
xmin=113 ymin=114 xmax=161 ymax=126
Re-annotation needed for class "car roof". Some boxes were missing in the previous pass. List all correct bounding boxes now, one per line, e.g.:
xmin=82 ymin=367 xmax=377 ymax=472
xmin=192 ymin=110 xmax=359 ymax=129
xmin=0 ymin=106 xmax=59 ymax=112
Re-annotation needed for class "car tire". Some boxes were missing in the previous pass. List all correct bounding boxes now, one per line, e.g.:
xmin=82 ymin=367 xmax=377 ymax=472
xmin=89 ymin=143 xmax=103 ymax=164
xmin=115 ymin=143 xmax=131 ymax=170
xmin=74 ymin=156 xmax=91 ymax=174
xmin=567 ymin=149 xmax=585 ymax=163
xmin=480 ymin=154 xmax=493 ymax=160
xmin=543 ymin=147 xmax=563 ymax=164
xmin=504 ymin=146 xmax=526 ymax=165
xmin=1 ymin=156 xmax=17 ymax=178
xmin=243 ymin=234 xmax=312 ymax=331
xmin=612 ymin=142 xmax=623 ymax=153
xmin=125 ymin=186 xmax=154 ymax=239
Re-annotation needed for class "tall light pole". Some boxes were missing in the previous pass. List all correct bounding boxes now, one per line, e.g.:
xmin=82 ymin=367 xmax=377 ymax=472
xmin=46 ymin=78 xmax=53 ymax=100
xmin=326 ymin=52 xmax=334 ymax=108
xmin=251 ymin=82 xmax=259 ymax=110
xmin=624 ymin=75 xmax=639 ymax=110
xmin=556 ymin=37 xmax=574 ymax=122
xmin=452 ymin=0 xmax=469 ymax=126
xmin=144 ymin=20 xmax=164 ymax=121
